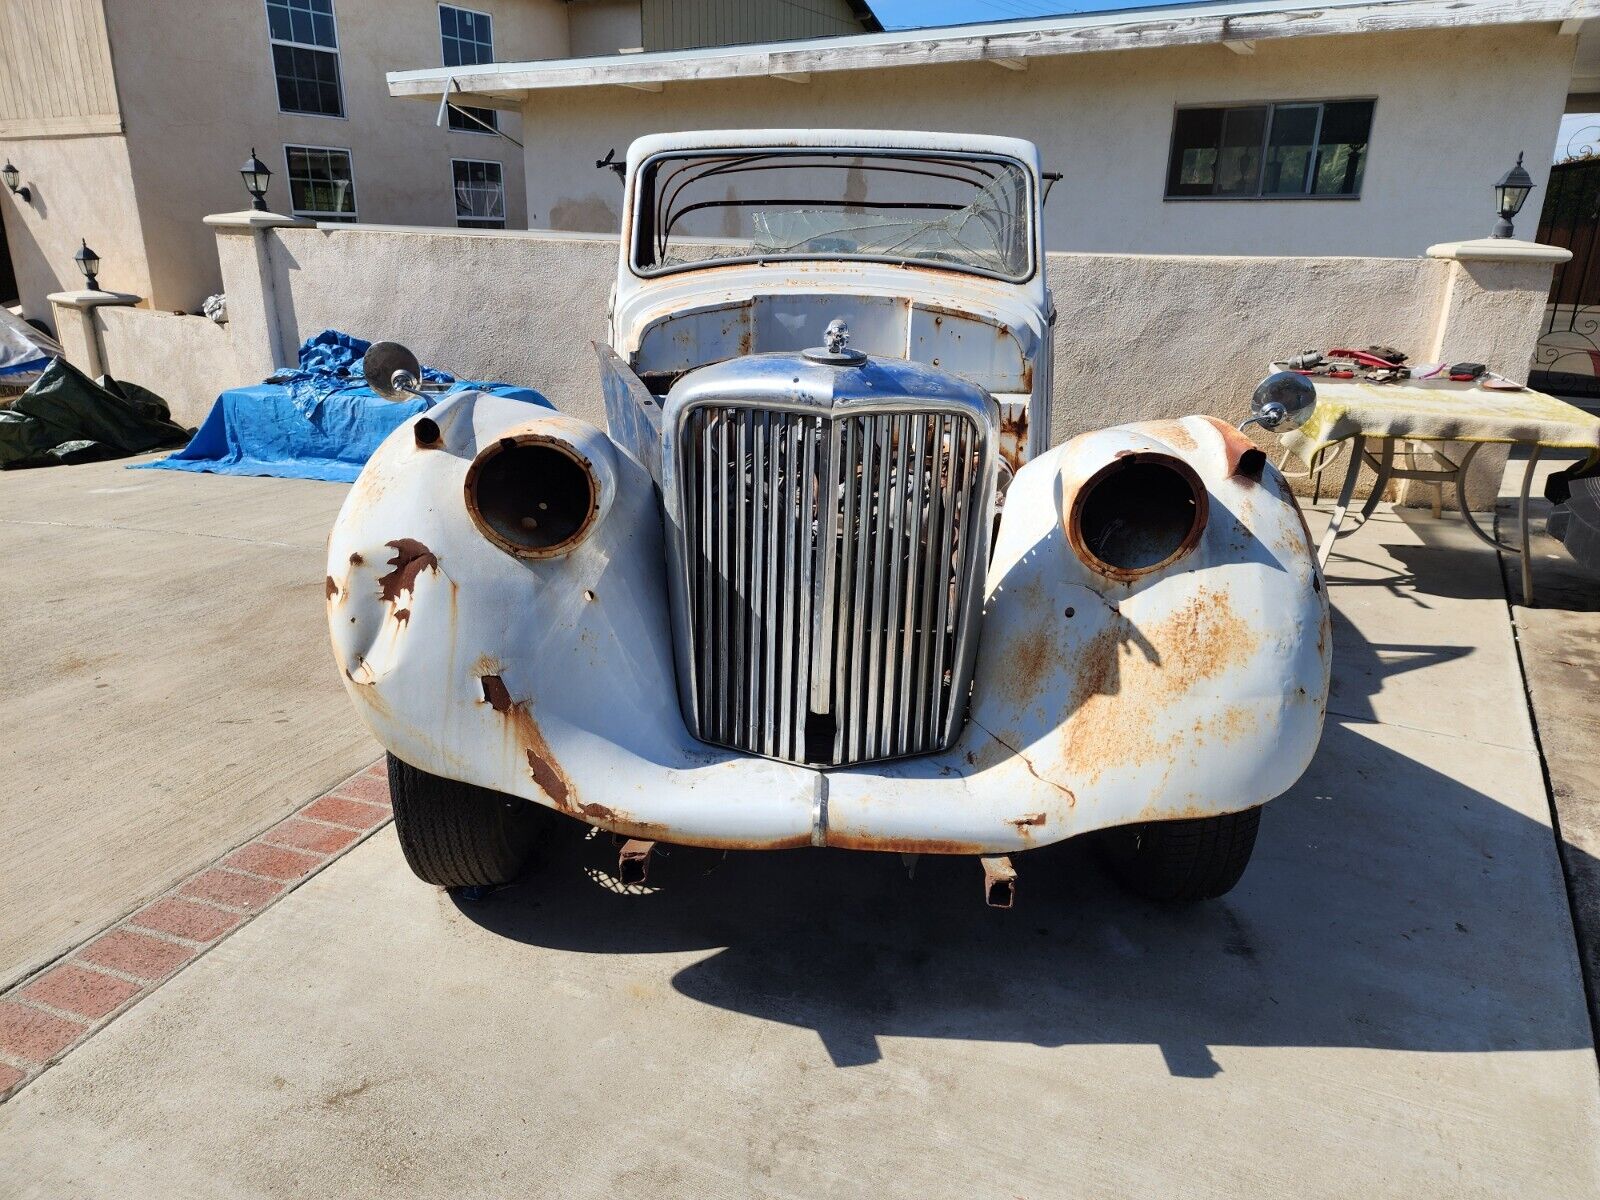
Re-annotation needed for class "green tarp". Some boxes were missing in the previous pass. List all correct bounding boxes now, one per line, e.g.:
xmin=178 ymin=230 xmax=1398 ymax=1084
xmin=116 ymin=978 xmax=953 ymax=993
xmin=0 ymin=357 xmax=190 ymax=469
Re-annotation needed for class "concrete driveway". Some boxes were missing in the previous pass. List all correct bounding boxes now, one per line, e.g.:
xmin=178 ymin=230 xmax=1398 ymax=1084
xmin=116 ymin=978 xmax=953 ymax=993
xmin=1 ymin=494 xmax=1597 ymax=1197
xmin=0 ymin=457 xmax=375 ymax=988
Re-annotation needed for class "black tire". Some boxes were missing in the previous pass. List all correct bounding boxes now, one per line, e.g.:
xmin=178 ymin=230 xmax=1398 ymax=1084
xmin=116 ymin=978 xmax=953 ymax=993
xmin=386 ymin=754 xmax=544 ymax=888
xmin=1096 ymin=807 xmax=1262 ymax=902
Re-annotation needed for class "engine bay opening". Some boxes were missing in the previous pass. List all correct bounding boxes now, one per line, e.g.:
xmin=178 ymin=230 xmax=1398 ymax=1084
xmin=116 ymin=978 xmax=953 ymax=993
xmin=465 ymin=436 xmax=598 ymax=559
xmin=1068 ymin=453 xmax=1208 ymax=580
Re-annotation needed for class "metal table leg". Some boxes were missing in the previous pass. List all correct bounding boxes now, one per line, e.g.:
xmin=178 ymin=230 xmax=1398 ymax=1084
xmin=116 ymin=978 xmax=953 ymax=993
xmin=1358 ymin=439 xmax=1395 ymax=521
xmin=1518 ymin=445 xmax=1541 ymax=607
xmin=1449 ymin=443 xmax=1543 ymax=607
xmin=1317 ymin=433 xmax=1364 ymax=568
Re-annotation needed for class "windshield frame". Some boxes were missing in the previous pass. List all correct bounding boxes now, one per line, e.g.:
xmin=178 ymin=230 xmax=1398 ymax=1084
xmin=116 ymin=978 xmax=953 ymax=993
xmin=628 ymin=146 xmax=1039 ymax=286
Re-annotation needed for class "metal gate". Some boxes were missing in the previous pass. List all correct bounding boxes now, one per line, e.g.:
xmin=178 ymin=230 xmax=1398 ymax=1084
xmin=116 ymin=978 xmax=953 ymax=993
xmin=1533 ymin=150 xmax=1600 ymax=398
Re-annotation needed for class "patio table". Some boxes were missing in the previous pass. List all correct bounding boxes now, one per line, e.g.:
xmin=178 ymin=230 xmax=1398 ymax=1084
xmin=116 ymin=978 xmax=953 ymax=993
xmin=1273 ymin=374 xmax=1600 ymax=604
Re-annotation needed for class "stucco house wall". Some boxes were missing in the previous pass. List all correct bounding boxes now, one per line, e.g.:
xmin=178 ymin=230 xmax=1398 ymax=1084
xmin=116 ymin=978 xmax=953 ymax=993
xmin=0 ymin=134 xmax=149 ymax=324
xmin=0 ymin=0 xmax=575 ymax=322
xmin=0 ymin=0 xmax=141 ymax=323
xmin=103 ymin=0 xmax=571 ymax=315
xmin=509 ymin=24 xmax=1574 ymax=260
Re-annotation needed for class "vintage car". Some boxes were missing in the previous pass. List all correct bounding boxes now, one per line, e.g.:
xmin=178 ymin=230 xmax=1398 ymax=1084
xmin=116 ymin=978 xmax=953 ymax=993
xmin=325 ymin=130 xmax=1330 ymax=907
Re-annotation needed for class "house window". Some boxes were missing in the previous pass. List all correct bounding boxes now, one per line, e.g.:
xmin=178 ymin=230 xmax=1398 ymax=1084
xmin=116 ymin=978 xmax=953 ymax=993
xmin=267 ymin=0 xmax=344 ymax=118
xmin=440 ymin=4 xmax=496 ymax=134
xmin=453 ymin=159 xmax=505 ymax=228
xmin=286 ymin=145 xmax=357 ymax=221
xmin=1166 ymin=99 xmax=1374 ymax=199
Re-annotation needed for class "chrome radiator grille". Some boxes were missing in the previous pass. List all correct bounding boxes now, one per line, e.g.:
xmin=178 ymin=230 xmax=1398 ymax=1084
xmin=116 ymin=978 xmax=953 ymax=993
xmin=676 ymin=404 xmax=990 ymax=767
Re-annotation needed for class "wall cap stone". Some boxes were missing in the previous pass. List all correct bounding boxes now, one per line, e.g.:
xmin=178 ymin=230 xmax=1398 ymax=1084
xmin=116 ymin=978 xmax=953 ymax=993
xmin=202 ymin=210 xmax=312 ymax=230
xmin=1426 ymin=237 xmax=1572 ymax=264
xmin=46 ymin=290 xmax=140 ymax=309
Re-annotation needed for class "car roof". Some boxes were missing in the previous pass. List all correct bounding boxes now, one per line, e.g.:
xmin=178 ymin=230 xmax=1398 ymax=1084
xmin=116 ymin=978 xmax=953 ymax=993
xmin=625 ymin=129 xmax=1042 ymax=173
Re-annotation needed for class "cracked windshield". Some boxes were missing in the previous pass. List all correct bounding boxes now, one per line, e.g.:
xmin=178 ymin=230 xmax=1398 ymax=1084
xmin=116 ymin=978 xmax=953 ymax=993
xmin=635 ymin=151 xmax=1034 ymax=280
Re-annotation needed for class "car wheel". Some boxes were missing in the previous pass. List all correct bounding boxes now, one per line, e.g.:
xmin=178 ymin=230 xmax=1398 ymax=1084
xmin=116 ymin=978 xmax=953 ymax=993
xmin=1096 ymin=807 xmax=1261 ymax=902
xmin=386 ymin=753 xmax=546 ymax=888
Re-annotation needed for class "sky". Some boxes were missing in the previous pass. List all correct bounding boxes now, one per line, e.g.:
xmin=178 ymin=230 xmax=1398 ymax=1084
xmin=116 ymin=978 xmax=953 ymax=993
xmin=1558 ymin=114 xmax=1600 ymax=163
xmin=869 ymin=1 xmax=1163 ymax=29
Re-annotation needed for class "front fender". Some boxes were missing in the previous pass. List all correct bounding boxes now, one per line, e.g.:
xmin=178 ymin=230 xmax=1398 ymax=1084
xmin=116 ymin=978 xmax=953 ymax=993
xmin=819 ymin=416 xmax=1329 ymax=852
xmin=325 ymin=388 xmax=818 ymax=848
xmin=958 ymin=414 xmax=1329 ymax=826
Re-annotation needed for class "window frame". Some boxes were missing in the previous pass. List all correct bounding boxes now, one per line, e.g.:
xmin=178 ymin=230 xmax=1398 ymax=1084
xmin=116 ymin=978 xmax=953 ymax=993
xmin=628 ymin=146 xmax=1040 ymax=285
xmin=265 ymin=0 xmax=347 ymax=120
xmin=439 ymin=2 xmax=498 ymax=135
xmin=283 ymin=143 xmax=359 ymax=223
xmin=1163 ymin=97 xmax=1376 ymax=202
xmin=451 ymin=157 xmax=506 ymax=229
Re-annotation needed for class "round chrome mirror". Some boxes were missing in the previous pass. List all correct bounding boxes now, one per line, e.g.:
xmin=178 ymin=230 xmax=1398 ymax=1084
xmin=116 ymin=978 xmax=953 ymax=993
xmin=363 ymin=341 xmax=424 ymax=401
xmin=1241 ymin=371 xmax=1316 ymax=433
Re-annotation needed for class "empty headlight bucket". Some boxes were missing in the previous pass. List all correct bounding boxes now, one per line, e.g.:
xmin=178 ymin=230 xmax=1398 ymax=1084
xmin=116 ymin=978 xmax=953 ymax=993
xmin=464 ymin=433 xmax=601 ymax=558
xmin=1067 ymin=451 xmax=1209 ymax=580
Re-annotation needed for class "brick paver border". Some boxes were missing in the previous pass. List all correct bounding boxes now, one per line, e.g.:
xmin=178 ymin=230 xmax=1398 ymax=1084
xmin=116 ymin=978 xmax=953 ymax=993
xmin=0 ymin=759 xmax=391 ymax=1103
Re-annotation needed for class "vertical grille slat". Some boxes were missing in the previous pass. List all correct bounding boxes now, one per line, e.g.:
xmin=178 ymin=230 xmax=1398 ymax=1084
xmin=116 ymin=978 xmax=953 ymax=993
xmin=845 ymin=423 xmax=876 ymax=764
xmin=679 ymin=401 xmax=987 ymax=767
xmin=715 ymin=413 xmax=731 ymax=744
xmin=912 ymin=415 xmax=947 ymax=745
xmin=746 ymin=412 xmax=765 ymax=751
xmin=762 ymin=412 xmax=782 ymax=759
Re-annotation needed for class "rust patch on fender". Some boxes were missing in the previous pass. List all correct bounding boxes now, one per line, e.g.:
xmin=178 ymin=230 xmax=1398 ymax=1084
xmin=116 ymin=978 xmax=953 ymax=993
xmin=1141 ymin=419 xmax=1198 ymax=453
xmin=1198 ymin=415 xmax=1266 ymax=480
xmin=377 ymin=539 xmax=438 ymax=603
xmin=1010 ymin=812 xmax=1048 ymax=841
xmin=349 ymin=552 xmax=363 ymax=566
xmin=1009 ymin=631 xmax=1056 ymax=703
xmin=825 ymin=832 xmax=992 ymax=855
xmin=526 ymin=748 xmax=572 ymax=810
xmin=479 ymin=673 xmax=513 ymax=712
xmin=324 ymin=575 xmax=339 ymax=601
xmin=393 ymin=608 xmax=410 ymax=626
xmin=1060 ymin=589 xmax=1262 ymax=784
xmin=478 ymin=672 xmax=578 ymax=814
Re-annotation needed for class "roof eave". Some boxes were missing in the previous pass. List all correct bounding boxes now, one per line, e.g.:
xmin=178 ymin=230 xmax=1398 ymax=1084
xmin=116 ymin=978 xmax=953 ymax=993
xmin=387 ymin=0 xmax=1588 ymax=99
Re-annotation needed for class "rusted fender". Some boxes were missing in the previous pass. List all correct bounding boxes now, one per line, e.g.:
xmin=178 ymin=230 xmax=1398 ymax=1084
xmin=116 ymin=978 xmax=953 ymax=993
xmin=823 ymin=414 xmax=1331 ymax=853
xmin=325 ymin=389 xmax=819 ymax=849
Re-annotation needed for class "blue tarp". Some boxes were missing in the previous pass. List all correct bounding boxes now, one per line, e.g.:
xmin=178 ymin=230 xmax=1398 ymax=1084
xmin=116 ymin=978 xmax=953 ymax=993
xmin=137 ymin=329 xmax=550 ymax=483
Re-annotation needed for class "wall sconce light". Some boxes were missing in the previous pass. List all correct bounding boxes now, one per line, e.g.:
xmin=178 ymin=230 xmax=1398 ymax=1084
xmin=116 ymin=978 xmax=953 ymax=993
xmin=2 ymin=160 xmax=30 ymax=202
xmin=75 ymin=239 xmax=102 ymax=291
xmin=240 ymin=147 xmax=273 ymax=212
xmin=1492 ymin=152 xmax=1535 ymax=239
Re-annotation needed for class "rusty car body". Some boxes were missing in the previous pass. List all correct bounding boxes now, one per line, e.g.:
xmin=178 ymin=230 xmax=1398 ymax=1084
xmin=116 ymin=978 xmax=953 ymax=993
xmin=326 ymin=130 xmax=1330 ymax=905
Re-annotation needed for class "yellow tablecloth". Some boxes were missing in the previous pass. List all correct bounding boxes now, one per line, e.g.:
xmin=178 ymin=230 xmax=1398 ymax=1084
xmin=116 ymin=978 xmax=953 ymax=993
xmin=1278 ymin=377 xmax=1600 ymax=467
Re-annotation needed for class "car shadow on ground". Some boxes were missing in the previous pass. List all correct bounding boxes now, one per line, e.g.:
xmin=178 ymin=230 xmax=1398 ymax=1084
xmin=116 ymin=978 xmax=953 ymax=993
xmin=453 ymin=722 xmax=1594 ymax=1075
xmin=452 ymin=522 xmax=1594 ymax=1074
